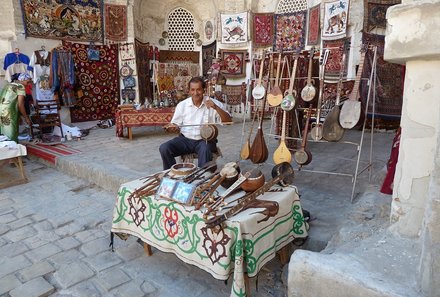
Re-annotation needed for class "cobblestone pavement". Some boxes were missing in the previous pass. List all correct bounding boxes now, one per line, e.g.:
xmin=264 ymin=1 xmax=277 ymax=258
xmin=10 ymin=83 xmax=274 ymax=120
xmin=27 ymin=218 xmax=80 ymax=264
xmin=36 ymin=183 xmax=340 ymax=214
xmin=0 ymin=120 xmax=395 ymax=296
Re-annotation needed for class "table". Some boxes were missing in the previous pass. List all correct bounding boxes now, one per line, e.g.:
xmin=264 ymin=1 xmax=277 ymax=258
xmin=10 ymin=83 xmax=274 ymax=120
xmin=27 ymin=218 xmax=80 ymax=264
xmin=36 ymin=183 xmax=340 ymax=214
xmin=0 ymin=141 xmax=28 ymax=189
xmin=111 ymin=176 xmax=308 ymax=297
xmin=115 ymin=107 xmax=175 ymax=140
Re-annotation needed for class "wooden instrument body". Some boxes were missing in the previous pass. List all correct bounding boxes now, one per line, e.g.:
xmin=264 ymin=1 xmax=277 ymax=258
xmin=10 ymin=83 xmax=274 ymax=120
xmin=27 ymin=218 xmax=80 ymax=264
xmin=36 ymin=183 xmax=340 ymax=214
xmin=273 ymin=110 xmax=292 ymax=164
xmin=340 ymin=45 xmax=367 ymax=129
xmin=252 ymin=52 xmax=266 ymax=100
xmin=294 ymin=108 xmax=313 ymax=166
xmin=301 ymin=47 xmax=317 ymax=102
xmin=267 ymin=53 xmax=284 ymax=107
xmin=200 ymin=124 xmax=218 ymax=141
xmin=271 ymin=162 xmax=295 ymax=186
xmin=219 ymin=162 xmax=240 ymax=188
xmin=240 ymin=169 xmax=265 ymax=192
xmin=309 ymin=49 xmax=329 ymax=141
xmin=281 ymin=54 xmax=300 ymax=111
xmin=322 ymin=41 xmax=350 ymax=142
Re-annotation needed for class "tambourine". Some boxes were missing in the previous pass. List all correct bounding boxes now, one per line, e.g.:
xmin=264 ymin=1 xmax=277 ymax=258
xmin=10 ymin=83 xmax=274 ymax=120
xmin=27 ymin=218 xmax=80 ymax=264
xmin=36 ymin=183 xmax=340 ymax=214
xmin=240 ymin=169 xmax=265 ymax=192
xmin=169 ymin=163 xmax=197 ymax=178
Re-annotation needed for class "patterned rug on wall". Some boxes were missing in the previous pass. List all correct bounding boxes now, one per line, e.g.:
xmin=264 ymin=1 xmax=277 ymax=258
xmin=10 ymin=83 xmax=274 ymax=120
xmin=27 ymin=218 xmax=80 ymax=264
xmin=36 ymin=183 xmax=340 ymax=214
xmin=66 ymin=42 xmax=120 ymax=122
xmin=361 ymin=32 xmax=404 ymax=120
xmin=135 ymin=39 xmax=151 ymax=105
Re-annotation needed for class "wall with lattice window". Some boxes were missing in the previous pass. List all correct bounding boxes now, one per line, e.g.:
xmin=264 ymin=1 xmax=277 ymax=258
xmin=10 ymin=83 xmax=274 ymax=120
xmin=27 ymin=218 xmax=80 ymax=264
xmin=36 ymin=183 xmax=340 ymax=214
xmin=276 ymin=0 xmax=308 ymax=13
xmin=167 ymin=7 xmax=195 ymax=51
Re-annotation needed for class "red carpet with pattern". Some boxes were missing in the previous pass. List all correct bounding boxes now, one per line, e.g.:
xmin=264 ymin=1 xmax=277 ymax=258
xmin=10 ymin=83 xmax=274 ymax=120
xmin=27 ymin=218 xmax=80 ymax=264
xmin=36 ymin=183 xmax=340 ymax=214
xmin=26 ymin=143 xmax=81 ymax=165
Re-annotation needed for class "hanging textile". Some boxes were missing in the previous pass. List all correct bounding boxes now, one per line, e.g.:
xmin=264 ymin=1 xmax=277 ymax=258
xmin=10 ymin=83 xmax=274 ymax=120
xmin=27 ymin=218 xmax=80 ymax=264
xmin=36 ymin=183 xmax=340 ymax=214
xmin=322 ymin=0 xmax=350 ymax=40
xmin=104 ymin=4 xmax=127 ymax=42
xmin=202 ymin=41 xmax=217 ymax=77
xmin=135 ymin=39 xmax=151 ymax=105
xmin=203 ymin=19 xmax=216 ymax=43
xmin=220 ymin=49 xmax=247 ymax=78
xmin=274 ymin=12 xmax=307 ymax=52
xmin=66 ymin=42 xmax=119 ymax=122
xmin=20 ymin=0 xmax=103 ymax=42
xmin=363 ymin=0 xmax=401 ymax=32
xmin=3 ymin=51 xmax=32 ymax=82
xmin=361 ymin=32 xmax=404 ymax=121
xmin=307 ymin=4 xmax=321 ymax=45
xmin=220 ymin=12 xmax=249 ymax=45
xmin=30 ymin=49 xmax=53 ymax=101
xmin=323 ymin=38 xmax=350 ymax=81
xmin=252 ymin=13 xmax=274 ymax=48
xmin=51 ymin=46 xmax=76 ymax=106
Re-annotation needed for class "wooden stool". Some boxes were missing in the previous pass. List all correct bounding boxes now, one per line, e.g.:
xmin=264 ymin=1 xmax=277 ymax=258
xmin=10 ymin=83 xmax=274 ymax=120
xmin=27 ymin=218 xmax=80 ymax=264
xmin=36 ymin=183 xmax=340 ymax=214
xmin=180 ymin=147 xmax=222 ymax=164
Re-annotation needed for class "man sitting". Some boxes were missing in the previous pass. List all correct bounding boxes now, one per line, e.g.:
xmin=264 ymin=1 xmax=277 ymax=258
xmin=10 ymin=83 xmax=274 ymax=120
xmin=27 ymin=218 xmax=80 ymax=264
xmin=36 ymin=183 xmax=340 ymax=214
xmin=160 ymin=77 xmax=231 ymax=170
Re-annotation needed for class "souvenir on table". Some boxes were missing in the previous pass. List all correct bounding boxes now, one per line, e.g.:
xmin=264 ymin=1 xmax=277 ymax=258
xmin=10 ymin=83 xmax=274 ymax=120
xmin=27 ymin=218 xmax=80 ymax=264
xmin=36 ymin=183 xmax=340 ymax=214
xmin=322 ymin=0 xmax=350 ymax=40
xmin=220 ymin=12 xmax=249 ymax=44
xmin=171 ymin=182 xmax=196 ymax=205
xmin=157 ymin=177 xmax=177 ymax=200
xmin=274 ymin=11 xmax=307 ymax=51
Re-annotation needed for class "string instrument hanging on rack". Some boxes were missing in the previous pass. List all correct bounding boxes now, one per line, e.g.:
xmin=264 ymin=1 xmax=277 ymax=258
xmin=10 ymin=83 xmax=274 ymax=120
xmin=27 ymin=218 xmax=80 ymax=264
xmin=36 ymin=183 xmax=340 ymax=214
xmin=281 ymin=51 xmax=300 ymax=111
xmin=322 ymin=40 xmax=350 ymax=142
xmin=251 ymin=51 xmax=267 ymax=100
xmin=301 ymin=47 xmax=317 ymax=102
xmin=339 ymin=44 xmax=368 ymax=129
xmin=294 ymin=107 xmax=313 ymax=166
xmin=249 ymin=95 xmax=269 ymax=164
xmin=267 ymin=52 xmax=284 ymax=107
xmin=240 ymin=109 xmax=257 ymax=160
xmin=205 ymin=163 xmax=294 ymax=228
xmin=273 ymin=105 xmax=292 ymax=164
xmin=310 ymin=49 xmax=330 ymax=141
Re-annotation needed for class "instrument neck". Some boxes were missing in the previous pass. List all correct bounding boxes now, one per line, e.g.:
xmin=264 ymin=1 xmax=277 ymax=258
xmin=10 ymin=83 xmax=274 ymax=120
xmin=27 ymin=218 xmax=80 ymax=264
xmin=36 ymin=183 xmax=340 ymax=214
xmin=288 ymin=57 xmax=299 ymax=94
xmin=348 ymin=49 xmax=367 ymax=102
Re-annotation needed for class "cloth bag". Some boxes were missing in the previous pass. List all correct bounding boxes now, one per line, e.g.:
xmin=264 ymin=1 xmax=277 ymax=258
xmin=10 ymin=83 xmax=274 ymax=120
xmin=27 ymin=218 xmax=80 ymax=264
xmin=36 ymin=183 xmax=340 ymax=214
xmin=88 ymin=42 xmax=100 ymax=61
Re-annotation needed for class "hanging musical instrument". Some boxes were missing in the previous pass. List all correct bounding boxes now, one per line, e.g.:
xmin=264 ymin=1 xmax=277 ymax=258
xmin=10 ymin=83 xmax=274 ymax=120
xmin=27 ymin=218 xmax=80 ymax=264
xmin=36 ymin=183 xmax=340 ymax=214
xmin=322 ymin=40 xmax=350 ymax=142
xmin=294 ymin=107 xmax=313 ymax=166
xmin=273 ymin=107 xmax=292 ymax=165
xmin=339 ymin=44 xmax=368 ymax=129
xmin=205 ymin=164 xmax=294 ymax=228
xmin=301 ymin=47 xmax=317 ymax=102
xmin=267 ymin=52 xmax=284 ymax=107
xmin=310 ymin=49 xmax=330 ymax=141
xmin=249 ymin=97 xmax=269 ymax=164
xmin=281 ymin=52 xmax=300 ymax=111
xmin=251 ymin=51 xmax=266 ymax=100
xmin=240 ymin=109 xmax=257 ymax=160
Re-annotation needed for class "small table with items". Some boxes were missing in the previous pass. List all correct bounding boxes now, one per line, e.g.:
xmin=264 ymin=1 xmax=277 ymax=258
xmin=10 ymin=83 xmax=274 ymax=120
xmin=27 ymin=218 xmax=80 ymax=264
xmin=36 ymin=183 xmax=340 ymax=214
xmin=0 ymin=140 xmax=28 ymax=189
xmin=110 ymin=167 xmax=308 ymax=297
xmin=115 ymin=106 xmax=175 ymax=140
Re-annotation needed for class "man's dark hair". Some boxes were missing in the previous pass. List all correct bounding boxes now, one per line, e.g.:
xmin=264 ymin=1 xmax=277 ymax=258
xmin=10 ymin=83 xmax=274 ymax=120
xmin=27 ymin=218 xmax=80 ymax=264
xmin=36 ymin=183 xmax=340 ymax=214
xmin=188 ymin=76 xmax=206 ymax=89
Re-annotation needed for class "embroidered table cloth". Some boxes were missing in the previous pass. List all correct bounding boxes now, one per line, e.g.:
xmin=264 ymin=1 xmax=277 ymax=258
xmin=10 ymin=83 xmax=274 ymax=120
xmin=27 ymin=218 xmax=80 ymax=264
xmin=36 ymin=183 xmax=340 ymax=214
xmin=111 ymin=177 xmax=308 ymax=297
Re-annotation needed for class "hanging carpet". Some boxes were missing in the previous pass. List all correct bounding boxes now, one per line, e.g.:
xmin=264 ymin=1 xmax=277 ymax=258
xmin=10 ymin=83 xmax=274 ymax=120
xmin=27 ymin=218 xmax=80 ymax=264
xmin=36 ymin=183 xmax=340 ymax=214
xmin=104 ymin=4 xmax=127 ymax=42
xmin=363 ymin=0 xmax=401 ymax=33
xmin=361 ymin=33 xmax=404 ymax=122
xmin=307 ymin=4 xmax=321 ymax=45
xmin=202 ymin=41 xmax=217 ymax=77
xmin=252 ymin=13 xmax=274 ymax=48
xmin=66 ymin=42 xmax=119 ymax=122
xmin=135 ymin=39 xmax=151 ymax=105
xmin=274 ymin=12 xmax=307 ymax=52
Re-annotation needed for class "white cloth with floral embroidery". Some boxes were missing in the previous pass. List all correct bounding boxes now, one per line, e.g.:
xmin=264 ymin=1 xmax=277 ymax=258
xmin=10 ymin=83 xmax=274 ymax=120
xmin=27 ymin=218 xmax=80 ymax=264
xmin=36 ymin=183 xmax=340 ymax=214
xmin=111 ymin=175 xmax=308 ymax=297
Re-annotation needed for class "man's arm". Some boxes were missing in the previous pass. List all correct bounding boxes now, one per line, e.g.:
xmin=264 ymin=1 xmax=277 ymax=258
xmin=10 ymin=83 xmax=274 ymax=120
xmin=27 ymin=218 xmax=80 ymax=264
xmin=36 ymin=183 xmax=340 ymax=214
xmin=205 ymin=99 xmax=232 ymax=123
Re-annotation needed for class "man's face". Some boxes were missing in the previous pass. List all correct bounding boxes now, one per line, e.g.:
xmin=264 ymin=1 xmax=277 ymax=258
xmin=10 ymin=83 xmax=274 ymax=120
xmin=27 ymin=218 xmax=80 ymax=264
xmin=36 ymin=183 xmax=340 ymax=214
xmin=189 ymin=81 xmax=204 ymax=101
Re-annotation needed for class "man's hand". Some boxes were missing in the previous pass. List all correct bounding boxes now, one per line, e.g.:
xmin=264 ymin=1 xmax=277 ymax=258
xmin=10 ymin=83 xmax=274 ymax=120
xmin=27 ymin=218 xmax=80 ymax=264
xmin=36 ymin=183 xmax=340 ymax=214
xmin=163 ymin=123 xmax=180 ymax=133
xmin=205 ymin=99 xmax=218 ymax=110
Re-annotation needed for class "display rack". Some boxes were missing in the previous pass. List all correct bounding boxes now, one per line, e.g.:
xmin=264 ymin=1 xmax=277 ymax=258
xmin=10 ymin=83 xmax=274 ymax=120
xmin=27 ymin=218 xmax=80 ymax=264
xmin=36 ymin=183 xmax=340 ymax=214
xmin=241 ymin=46 xmax=378 ymax=202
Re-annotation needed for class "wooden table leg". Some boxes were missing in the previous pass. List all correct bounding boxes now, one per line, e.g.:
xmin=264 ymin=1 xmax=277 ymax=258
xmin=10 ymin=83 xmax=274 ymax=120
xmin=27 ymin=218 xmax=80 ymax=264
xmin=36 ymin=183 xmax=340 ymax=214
xmin=143 ymin=242 xmax=152 ymax=256
xmin=127 ymin=127 xmax=132 ymax=140
xmin=278 ymin=244 xmax=290 ymax=265
xmin=16 ymin=156 xmax=28 ymax=181
xmin=244 ymin=273 xmax=251 ymax=297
